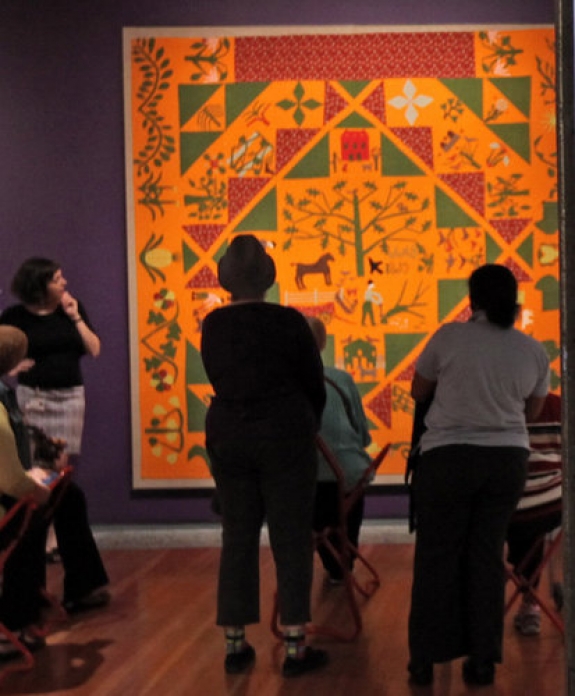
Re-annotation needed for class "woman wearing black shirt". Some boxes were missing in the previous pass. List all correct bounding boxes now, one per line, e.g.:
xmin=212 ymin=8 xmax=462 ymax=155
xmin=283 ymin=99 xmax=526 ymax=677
xmin=0 ymin=257 xmax=108 ymax=612
xmin=201 ymin=234 xmax=328 ymax=678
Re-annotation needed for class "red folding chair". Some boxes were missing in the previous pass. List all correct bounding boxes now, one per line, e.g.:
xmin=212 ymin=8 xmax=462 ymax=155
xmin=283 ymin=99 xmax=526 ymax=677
xmin=0 ymin=496 xmax=38 ymax=684
xmin=505 ymin=396 xmax=563 ymax=636
xmin=271 ymin=438 xmax=391 ymax=642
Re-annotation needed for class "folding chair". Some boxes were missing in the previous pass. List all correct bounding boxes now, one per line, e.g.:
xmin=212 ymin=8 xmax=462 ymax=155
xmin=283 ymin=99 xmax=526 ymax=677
xmin=271 ymin=438 xmax=391 ymax=642
xmin=0 ymin=496 xmax=38 ymax=684
xmin=505 ymin=400 xmax=563 ymax=636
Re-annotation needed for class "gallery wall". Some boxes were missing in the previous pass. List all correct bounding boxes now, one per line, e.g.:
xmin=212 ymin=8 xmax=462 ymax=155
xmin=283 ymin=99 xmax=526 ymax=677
xmin=0 ymin=0 xmax=556 ymax=524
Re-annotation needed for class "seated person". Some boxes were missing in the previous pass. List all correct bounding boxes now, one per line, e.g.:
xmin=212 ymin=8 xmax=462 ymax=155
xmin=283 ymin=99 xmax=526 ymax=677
xmin=305 ymin=316 xmax=373 ymax=583
xmin=0 ymin=328 xmax=109 ymax=628
xmin=0 ymin=326 xmax=52 ymax=656
xmin=506 ymin=392 xmax=562 ymax=636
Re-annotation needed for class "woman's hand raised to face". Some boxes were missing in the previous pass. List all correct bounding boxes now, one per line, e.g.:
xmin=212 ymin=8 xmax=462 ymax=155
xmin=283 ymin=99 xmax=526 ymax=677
xmin=61 ymin=291 xmax=81 ymax=322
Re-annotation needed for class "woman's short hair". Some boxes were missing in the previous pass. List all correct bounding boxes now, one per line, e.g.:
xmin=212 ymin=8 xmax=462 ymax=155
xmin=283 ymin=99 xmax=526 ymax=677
xmin=469 ymin=264 xmax=518 ymax=328
xmin=0 ymin=326 xmax=27 ymax=376
xmin=11 ymin=257 xmax=60 ymax=305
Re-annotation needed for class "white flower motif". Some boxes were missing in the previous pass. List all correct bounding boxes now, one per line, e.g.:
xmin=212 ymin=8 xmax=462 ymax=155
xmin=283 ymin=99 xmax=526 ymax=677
xmin=204 ymin=66 xmax=219 ymax=83
xmin=487 ymin=31 xmax=500 ymax=45
xmin=388 ymin=80 xmax=433 ymax=126
xmin=492 ymin=59 xmax=510 ymax=77
xmin=204 ymin=37 xmax=220 ymax=52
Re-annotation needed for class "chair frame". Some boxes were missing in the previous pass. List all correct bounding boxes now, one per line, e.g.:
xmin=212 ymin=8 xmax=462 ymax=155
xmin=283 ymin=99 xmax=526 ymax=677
xmin=505 ymin=500 xmax=564 ymax=636
xmin=505 ymin=412 xmax=564 ymax=637
xmin=0 ymin=466 xmax=75 ymax=685
xmin=271 ymin=438 xmax=391 ymax=642
xmin=0 ymin=496 xmax=38 ymax=684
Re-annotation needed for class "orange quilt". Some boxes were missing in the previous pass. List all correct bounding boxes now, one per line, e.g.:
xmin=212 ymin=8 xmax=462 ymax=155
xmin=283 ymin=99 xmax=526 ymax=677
xmin=124 ymin=26 xmax=559 ymax=488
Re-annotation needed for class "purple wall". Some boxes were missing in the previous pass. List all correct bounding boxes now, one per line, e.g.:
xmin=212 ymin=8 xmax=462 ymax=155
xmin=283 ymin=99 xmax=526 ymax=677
xmin=0 ymin=0 xmax=556 ymax=524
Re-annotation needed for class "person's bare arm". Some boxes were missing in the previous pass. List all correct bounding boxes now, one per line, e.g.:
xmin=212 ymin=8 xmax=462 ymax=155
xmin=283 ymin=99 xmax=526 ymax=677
xmin=61 ymin=291 xmax=101 ymax=357
xmin=525 ymin=394 xmax=547 ymax=423
xmin=411 ymin=371 xmax=437 ymax=403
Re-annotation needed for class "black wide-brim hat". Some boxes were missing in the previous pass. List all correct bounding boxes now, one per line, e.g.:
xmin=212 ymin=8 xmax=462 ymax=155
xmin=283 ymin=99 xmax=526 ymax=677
xmin=218 ymin=234 xmax=276 ymax=299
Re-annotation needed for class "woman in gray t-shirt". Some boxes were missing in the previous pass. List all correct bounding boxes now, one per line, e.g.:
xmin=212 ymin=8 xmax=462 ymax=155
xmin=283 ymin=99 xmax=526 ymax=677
xmin=407 ymin=264 xmax=550 ymax=687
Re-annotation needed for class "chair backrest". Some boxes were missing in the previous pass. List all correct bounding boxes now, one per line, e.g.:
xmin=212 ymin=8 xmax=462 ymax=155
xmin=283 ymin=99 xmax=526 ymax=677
xmin=515 ymin=393 xmax=562 ymax=517
xmin=315 ymin=434 xmax=391 ymax=515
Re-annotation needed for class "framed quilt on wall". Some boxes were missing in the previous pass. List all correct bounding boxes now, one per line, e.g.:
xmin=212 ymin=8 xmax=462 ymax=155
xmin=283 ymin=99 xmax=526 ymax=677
xmin=123 ymin=25 xmax=559 ymax=489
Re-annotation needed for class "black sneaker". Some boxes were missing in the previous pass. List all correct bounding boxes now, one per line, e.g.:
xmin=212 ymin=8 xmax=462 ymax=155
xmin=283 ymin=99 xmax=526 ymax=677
xmin=462 ymin=658 xmax=495 ymax=685
xmin=408 ymin=660 xmax=434 ymax=686
xmin=282 ymin=646 xmax=329 ymax=678
xmin=63 ymin=589 xmax=110 ymax=614
xmin=224 ymin=644 xmax=255 ymax=674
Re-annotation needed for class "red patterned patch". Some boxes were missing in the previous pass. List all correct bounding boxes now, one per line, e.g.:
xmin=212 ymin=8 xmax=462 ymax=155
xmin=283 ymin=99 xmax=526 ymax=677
xmin=324 ymin=83 xmax=349 ymax=124
xmin=185 ymin=264 xmax=219 ymax=289
xmin=362 ymin=83 xmax=386 ymax=124
xmin=489 ymin=218 xmax=531 ymax=244
xmin=235 ymin=33 xmax=475 ymax=81
xmin=439 ymin=172 xmax=485 ymax=216
xmin=228 ymin=177 xmax=269 ymax=222
xmin=276 ymin=129 xmax=319 ymax=172
xmin=395 ymin=361 xmax=417 ymax=382
xmin=367 ymin=383 xmax=392 ymax=428
xmin=502 ymin=257 xmax=532 ymax=283
xmin=182 ymin=224 xmax=226 ymax=252
xmin=391 ymin=127 xmax=433 ymax=169
xmin=288 ymin=303 xmax=334 ymax=319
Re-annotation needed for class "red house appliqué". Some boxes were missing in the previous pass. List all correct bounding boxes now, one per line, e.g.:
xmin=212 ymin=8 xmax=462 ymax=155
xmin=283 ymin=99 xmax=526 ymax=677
xmin=341 ymin=130 xmax=369 ymax=161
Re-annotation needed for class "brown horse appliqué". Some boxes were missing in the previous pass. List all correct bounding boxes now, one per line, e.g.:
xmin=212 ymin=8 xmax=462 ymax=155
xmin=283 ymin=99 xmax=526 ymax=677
xmin=293 ymin=253 xmax=335 ymax=289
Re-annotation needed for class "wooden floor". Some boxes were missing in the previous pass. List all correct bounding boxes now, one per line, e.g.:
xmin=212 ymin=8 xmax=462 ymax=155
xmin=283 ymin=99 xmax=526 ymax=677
xmin=0 ymin=543 xmax=565 ymax=695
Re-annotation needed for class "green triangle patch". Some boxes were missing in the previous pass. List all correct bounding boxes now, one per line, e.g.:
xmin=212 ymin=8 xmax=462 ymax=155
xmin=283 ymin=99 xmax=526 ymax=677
xmin=489 ymin=77 xmax=531 ymax=118
xmin=338 ymin=112 xmax=375 ymax=129
xmin=233 ymin=188 xmax=278 ymax=232
xmin=438 ymin=279 xmax=468 ymax=321
xmin=182 ymin=241 xmax=199 ymax=273
xmin=357 ymin=383 xmax=378 ymax=400
xmin=440 ymin=78 xmax=483 ymax=118
xmin=324 ymin=334 xmax=335 ymax=366
xmin=485 ymin=232 xmax=503 ymax=263
xmin=213 ymin=240 xmax=228 ymax=264
xmin=186 ymin=386 xmax=209 ymax=432
xmin=516 ymin=233 xmax=534 ymax=268
xmin=488 ymin=123 xmax=531 ymax=163
xmin=225 ymin=82 xmax=269 ymax=127
xmin=385 ymin=333 xmax=427 ymax=374
xmin=179 ymin=84 xmax=221 ymax=128
xmin=285 ymin=135 xmax=330 ymax=179
xmin=536 ymin=201 xmax=558 ymax=234
xmin=180 ymin=132 xmax=221 ymax=176
xmin=266 ymin=282 xmax=280 ymax=304
xmin=339 ymin=80 xmax=371 ymax=98
xmin=381 ymin=134 xmax=424 ymax=176
xmin=185 ymin=340 xmax=209 ymax=385
xmin=435 ymin=187 xmax=478 ymax=228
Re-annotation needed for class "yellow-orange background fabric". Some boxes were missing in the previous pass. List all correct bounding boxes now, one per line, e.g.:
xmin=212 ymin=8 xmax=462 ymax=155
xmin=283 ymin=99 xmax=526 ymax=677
xmin=124 ymin=26 xmax=559 ymax=488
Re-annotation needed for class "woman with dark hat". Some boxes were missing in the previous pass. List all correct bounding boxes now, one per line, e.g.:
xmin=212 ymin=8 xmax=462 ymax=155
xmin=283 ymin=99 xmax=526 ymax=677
xmin=201 ymin=234 xmax=328 ymax=678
